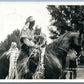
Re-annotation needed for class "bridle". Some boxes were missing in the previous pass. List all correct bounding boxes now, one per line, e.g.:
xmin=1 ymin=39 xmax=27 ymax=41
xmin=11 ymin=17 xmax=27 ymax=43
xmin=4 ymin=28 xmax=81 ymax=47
xmin=58 ymin=47 xmax=68 ymax=53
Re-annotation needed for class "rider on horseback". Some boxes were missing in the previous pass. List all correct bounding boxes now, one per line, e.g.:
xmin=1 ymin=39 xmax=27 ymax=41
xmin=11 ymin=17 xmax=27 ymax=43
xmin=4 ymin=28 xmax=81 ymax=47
xmin=32 ymin=25 xmax=47 ymax=79
xmin=20 ymin=16 xmax=39 ymax=55
xmin=18 ymin=16 xmax=46 ymax=78
xmin=18 ymin=16 xmax=41 ymax=78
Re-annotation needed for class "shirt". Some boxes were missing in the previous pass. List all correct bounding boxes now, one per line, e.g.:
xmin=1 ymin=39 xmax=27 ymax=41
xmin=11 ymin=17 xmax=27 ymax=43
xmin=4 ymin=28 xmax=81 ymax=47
xmin=34 ymin=33 xmax=46 ymax=47
xmin=7 ymin=48 xmax=20 ymax=69
xmin=20 ymin=27 xmax=34 ymax=44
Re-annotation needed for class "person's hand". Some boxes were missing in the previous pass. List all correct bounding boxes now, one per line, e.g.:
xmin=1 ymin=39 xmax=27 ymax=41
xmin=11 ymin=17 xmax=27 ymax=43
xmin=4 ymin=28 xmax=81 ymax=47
xmin=34 ymin=45 xmax=40 ymax=49
xmin=2 ymin=52 xmax=7 ymax=56
xmin=23 ymin=38 xmax=35 ymax=47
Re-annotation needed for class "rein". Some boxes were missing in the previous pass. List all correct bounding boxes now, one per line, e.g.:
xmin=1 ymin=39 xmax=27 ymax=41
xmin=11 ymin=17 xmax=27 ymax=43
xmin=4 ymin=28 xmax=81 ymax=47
xmin=57 ymin=47 xmax=68 ymax=53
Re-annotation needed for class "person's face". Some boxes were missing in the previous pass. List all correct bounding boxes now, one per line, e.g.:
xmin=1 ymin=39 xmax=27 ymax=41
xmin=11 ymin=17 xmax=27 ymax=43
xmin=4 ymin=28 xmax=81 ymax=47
xmin=26 ymin=22 xmax=29 ymax=26
xmin=35 ymin=29 xmax=41 ymax=35
xmin=11 ymin=43 xmax=17 ymax=48
xmin=29 ymin=21 xmax=35 ymax=29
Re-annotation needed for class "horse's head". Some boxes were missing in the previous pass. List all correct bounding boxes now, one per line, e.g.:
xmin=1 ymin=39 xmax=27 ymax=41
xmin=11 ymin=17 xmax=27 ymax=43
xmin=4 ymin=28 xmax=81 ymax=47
xmin=53 ymin=30 xmax=83 ymax=54
xmin=70 ymin=30 xmax=83 ymax=54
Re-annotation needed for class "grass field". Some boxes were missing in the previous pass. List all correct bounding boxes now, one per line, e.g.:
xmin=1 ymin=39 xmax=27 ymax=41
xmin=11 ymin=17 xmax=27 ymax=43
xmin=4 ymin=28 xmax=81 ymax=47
xmin=66 ymin=65 xmax=84 ymax=79
xmin=76 ymin=65 xmax=84 ymax=79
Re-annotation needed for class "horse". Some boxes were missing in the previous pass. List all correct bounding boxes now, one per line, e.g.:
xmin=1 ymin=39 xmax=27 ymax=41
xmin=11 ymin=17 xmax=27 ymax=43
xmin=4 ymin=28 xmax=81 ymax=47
xmin=17 ymin=45 xmax=41 ymax=79
xmin=16 ymin=30 xmax=83 ymax=79
xmin=44 ymin=31 xmax=83 ymax=79
xmin=0 ymin=54 xmax=9 ymax=79
xmin=0 ymin=29 xmax=83 ymax=79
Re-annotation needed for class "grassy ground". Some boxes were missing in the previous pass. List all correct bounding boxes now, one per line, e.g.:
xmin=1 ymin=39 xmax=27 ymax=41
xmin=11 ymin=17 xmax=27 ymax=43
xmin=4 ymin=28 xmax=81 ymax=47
xmin=66 ymin=65 xmax=84 ymax=79
xmin=76 ymin=65 xmax=84 ymax=79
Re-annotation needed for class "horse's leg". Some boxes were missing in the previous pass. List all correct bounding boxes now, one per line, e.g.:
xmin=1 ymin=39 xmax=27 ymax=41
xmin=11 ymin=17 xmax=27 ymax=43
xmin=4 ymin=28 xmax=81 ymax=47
xmin=59 ymin=70 xmax=67 ymax=79
xmin=73 ymin=70 xmax=77 ymax=79
xmin=73 ymin=60 xmax=77 ymax=79
xmin=44 ymin=59 xmax=62 ymax=79
xmin=70 ymin=71 xmax=73 ymax=79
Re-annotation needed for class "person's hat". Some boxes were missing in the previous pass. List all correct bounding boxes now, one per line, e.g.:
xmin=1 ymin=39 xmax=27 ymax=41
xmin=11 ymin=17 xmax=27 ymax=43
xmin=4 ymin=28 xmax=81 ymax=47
xmin=26 ymin=16 xmax=35 ymax=22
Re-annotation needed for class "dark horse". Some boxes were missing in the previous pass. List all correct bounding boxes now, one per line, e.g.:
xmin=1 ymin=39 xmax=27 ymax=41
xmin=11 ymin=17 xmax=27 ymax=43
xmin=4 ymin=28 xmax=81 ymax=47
xmin=44 ymin=31 xmax=83 ymax=79
xmin=17 ymin=46 xmax=40 ymax=79
xmin=16 ymin=30 xmax=83 ymax=79
xmin=0 ymin=31 xmax=82 ymax=79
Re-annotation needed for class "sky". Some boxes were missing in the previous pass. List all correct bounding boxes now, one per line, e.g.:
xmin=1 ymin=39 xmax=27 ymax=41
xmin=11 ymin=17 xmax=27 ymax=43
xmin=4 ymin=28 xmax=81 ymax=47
xmin=0 ymin=2 xmax=53 ymax=44
xmin=0 ymin=2 xmax=83 ymax=44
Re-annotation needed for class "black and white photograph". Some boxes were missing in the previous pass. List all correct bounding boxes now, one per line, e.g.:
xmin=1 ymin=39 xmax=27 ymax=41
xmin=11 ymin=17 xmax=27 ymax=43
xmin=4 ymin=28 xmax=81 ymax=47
xmin=0 ymin=2 xmax=84 ymax=80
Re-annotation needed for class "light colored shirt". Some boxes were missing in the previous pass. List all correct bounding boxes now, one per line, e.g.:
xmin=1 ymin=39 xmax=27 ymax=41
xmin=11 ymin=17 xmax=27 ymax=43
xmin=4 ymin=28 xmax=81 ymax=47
xmin=20 ymin=28 xmax=34 ymax=42
xmin=7 ymin=48 xmax=20 ymax=69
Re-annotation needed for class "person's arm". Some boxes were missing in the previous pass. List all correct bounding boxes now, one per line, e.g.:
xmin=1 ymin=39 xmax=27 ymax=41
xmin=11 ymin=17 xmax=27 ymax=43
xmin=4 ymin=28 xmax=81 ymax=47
xmin=1 ymin=52 xmax=7 ymax=56
xmin=2 ymin=49 xmax=11 ymax=56
xmin=1 ymin=49 xmax=11 ymax=59
xmin=23 ymin=38 xmax=39 ymax=48
xmin=39 ymin=35 xmax=47 ymax=47
xmin=23 ymin=38 xmax=34 ymax=46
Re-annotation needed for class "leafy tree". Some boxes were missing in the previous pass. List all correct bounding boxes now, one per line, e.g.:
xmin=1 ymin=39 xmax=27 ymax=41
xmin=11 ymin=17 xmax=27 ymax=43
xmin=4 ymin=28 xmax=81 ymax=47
xmin=0 ymin=29 xmax=20 ymax=56
xmin=47 ymin=5 xmax=84 ymax=39
xmin=0 ymin=29 xmax=20 ymax=79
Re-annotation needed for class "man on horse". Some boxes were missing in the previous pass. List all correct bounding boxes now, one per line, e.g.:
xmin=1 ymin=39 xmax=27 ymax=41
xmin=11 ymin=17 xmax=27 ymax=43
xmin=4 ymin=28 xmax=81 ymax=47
xmin=34 ymin=25 xmax=47 ymax=58
xmin=20 ymin=16 xmax=41 ymax=58
xmin=17 ymin=16 xmax=42 ymax=78
xmin=20 ymin=16 xmax=36 ymax=55
xmin=32 ymin=25 xmax=47 ymax=79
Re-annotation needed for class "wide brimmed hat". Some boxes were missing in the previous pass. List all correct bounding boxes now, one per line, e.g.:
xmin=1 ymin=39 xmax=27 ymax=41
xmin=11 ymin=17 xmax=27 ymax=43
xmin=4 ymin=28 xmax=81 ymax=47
xmin=26 ymin=16 xmax=35 ymax=22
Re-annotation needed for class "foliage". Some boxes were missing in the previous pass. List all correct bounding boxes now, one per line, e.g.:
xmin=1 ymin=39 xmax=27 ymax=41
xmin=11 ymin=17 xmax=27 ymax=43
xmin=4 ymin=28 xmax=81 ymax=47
xmin=0 ymin=29 xmax=20 ymax=56
xmin=0 ymin=29 xmax=20 ymax=79
xmin=47 ymin=5 xmax=84 ymax=39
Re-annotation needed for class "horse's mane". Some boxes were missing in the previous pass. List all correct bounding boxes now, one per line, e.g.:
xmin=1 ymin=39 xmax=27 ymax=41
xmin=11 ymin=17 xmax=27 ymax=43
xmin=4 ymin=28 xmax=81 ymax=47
xmin=46 ymin=31 xmax=80 ymax=52
xmin=46 ymin=32 xmax=70 ymax=51
xmin=50 ymin=32 xmax=71 ymax=47
xmin=54 ymin=32 xmax=69 ymax=42
xmin=52 ymin=31 xmax=80 ymax=45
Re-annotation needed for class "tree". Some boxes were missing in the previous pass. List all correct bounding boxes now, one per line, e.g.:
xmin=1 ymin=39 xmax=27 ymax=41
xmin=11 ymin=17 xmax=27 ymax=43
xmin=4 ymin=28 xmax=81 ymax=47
xmin=0 ymin=29 xmax=20 ymax=56
xmin=0 ymin=29 xmax=20 ymax=79
xmin=47 ymin=5 xmax=84 ymax=39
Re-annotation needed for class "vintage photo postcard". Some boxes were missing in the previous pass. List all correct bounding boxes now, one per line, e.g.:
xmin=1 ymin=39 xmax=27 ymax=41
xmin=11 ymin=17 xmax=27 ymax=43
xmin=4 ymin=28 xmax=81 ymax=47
xmin=0 ymin=1 xmax=84 ymax=82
